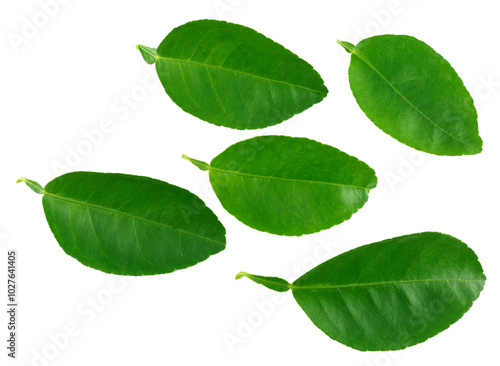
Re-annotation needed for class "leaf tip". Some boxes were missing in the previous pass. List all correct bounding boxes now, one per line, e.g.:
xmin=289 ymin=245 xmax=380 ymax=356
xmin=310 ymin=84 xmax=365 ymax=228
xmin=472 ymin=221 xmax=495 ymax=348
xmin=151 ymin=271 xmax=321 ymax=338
xmin=469 ymin=140 xmax=483 ymax=155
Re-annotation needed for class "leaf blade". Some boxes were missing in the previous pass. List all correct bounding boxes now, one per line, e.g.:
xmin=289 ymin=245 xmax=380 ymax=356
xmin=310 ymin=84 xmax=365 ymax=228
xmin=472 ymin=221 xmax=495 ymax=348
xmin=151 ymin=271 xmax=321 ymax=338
xmin=32 ymin=172 xmax=226 ymax=275
xmin=343 ymin=35 xmax=482 ymax=156
xmin=145 ymin=19 xmax=328 ymax=129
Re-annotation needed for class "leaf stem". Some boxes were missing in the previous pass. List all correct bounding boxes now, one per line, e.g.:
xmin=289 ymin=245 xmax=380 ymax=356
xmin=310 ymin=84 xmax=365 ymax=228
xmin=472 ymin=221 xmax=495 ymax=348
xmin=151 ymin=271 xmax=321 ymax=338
xmin=337 ymin=40 xmax=355 ymax=54
xmin=17 ymin=177 xmax=45 ymax=194
xmin=136 ymin=44 xmax=158 ymax=65
xmin=182 ymin=155 xmax=210 ymax=171
xmin=236 ymin=271 xmax=291 ymax=293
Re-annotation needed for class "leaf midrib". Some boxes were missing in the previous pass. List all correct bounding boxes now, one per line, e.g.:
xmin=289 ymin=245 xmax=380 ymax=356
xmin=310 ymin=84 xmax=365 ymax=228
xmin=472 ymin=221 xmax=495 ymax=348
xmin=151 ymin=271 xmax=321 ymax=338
xmin=346 ymin=44 xmax=477 ymax=151
xmin=156 ymin=55 xmax=328 ymax=96
xmin=209 ymin=166 xmax=370 ymax=191
xmin=43 ymin=191 xmax=225 ymax=246
xmin=291 ymin=278 xmax=484 ymax=291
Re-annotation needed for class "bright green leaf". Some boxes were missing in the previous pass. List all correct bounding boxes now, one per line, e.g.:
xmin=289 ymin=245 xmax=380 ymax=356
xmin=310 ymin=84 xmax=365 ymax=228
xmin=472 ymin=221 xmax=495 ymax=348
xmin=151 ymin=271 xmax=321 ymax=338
xmin=340 ymin=35 xmax=482 ymax=156
xmin=237 ymin=232 xmax=486 ymax=351
xmin=18 ymin=172 xmax=226 ymax=275
xmin=184 ymin=135 xmax=377 ymax=236
xmin=138 ymin=19 xmax=328 ymax=130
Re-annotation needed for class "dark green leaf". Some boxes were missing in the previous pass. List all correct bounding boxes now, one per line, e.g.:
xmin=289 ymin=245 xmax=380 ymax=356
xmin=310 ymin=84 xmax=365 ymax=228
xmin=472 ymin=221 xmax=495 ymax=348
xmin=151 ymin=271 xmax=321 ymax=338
xmin=184 ymin=135 xmax=377 ymax=236
xmin=18 ymin=172 xmax=226 ymax=275
xmin=339 ymin=35 xmax=482 ymax=156
xmin=237 ymin=232 xmax=485 ymax=351
xmin=138 ymin=19 xmax=328 ymax=130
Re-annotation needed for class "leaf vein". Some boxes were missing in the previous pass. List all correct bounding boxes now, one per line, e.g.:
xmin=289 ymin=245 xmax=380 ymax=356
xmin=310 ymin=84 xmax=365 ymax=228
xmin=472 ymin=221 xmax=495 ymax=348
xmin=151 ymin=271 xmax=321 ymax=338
xmin=336 ymin=289 xmax=370 ymax=335
xmin=205 ymin=66 xmax=228 ymax=114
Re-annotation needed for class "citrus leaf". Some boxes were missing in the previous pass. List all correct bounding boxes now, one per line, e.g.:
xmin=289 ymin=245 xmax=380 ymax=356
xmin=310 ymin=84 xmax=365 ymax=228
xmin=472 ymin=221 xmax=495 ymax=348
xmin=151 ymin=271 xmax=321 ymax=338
xmin=18 ymin=172 xmax=226 ymax=275
xmin=184 ymin=135 xmax=377 ymax=236
xmin=138 ymin=19 xmax=328 ymax=130
xmin=339 ymin=35 xmax=482 ymax=156
xmin=237 ymin=232 xmax=486 ymax=351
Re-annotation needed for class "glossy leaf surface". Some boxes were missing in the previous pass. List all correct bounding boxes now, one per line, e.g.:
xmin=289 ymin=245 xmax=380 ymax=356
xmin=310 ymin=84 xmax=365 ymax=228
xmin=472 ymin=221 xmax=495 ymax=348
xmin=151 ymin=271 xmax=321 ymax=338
xmin=184 ymin=135 xmax=377 ymax=236
xmin=18 ymin=173 xmax=226 ymax=275
xmin=339 ymin=35 xmax=482 ymax=156
xmin=237 ymin=232 xmax=485 ymax=350
xmin=138 ymin=19 xmax=328 ymax=130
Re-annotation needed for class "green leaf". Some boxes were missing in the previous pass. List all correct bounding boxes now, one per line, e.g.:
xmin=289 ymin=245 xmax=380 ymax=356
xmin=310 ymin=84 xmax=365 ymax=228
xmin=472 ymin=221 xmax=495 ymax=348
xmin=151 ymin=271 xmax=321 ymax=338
xmin=237 ymin=232 xmax=486 ymax=351
xmin=138 ymin=19 xmax=328 ymax=130
xmin=184 ymin=135 xmax=377 ymax=236
xmin=18 ymin=172 xmax=226 ymax=275
xmin=17 ymin=177 xmax=44 ymax=194
xmin=340 ymin=35 xmax=482 ymax=156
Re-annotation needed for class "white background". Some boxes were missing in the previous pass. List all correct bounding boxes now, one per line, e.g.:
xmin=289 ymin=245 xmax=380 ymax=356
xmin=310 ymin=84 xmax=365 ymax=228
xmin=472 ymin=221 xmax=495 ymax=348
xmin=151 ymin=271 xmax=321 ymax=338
xmin=1 ymin=0 xmax=499 ymax=365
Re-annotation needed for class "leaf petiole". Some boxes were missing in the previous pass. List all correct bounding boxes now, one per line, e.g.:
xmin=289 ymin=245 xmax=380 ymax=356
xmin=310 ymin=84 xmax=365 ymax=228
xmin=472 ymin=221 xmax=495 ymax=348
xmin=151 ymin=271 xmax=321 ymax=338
xmin=136 ymin=44 xmax=158 ymax=65
xmin=17 ymin=177 xmax=45 ymax=194
xmin=182 ymin=155 xmax=210 ymax=171
xmin=337 ymin=40 xmax=355 ymax=54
